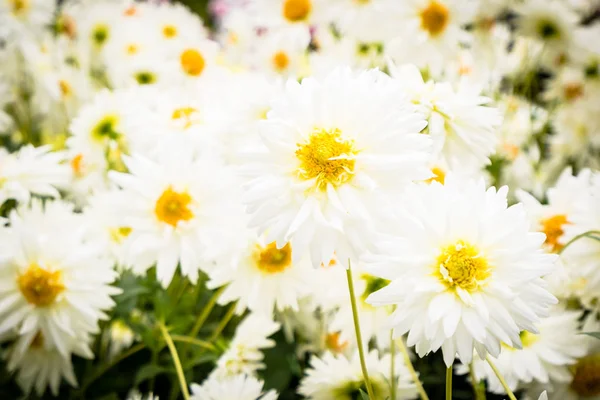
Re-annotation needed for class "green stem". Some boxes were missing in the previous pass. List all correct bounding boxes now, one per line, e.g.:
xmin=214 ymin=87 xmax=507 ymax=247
xmin=486 ymin=355 xmax=517 ymax=400
xmin=559 ymin=230 xmax=600 ymax=255
xmin=159 ymin=323 xmax=190 ymax=400
xmin=79 ymin=343 xmax=145 ymax=395
xmin=346 ymin=261 xmax=375 ymax=400
xmin=190 ymin=285 xmax=226 ymax=337
xmin=208 ymin=301 xmax=237 ymax=342
xmin=396 ymin=339 xmax=429 ymax=400
xmin=171 ymin=335 xmax=216 ymax=351
xmin=390 ymin=331 xmax=396 ymax=400
xmin=446 ymin=366 xmax=452 ymax=400
xmin=469 ymin=363 xmax=486 ymax=400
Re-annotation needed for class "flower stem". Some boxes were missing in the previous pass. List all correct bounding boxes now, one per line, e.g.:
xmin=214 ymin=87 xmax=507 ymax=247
xmin=171 ymin=335 xmax=216 ymax=351
xmin=559 ymin=230 xmax=600 ymax=255
xmin=486 ymin=355 xmax=517 ymax=400
xmin=208 ymin=301 xmax=237 ymax=342
xmin=190 ymin=285 xmax=226 ymax=337
xmin=346 ymin=261 xmax=375 ymax=400
xmin=446 ymin=366 xmax=452 ymax=400
xmin=469 ymin=363 xmax=486 ymax=400
xmin=390 ymin=331 xmax=396 ymax=400
xmin=396 ymin=339 xmax=429 ymax=400
xmin=159 ymin=323 xmax=190 ymax=400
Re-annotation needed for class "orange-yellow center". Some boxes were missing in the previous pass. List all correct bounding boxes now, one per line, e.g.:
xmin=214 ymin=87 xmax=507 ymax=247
xmin=540 ymin=214 xmax=568 ymax=252
xmin=154 ymin=187 xmax=194 ymax=227
xmin=163 ymin=25 xmax=178 ymax=38
xmin=435 ymin=241 xmax=491 ymax=293
xmin=18 ymin=264 xmax=65 ymax=307
xmin=171 ymin=107 xmax=200 ymax=129
xmin=282 ymin=0 xmax=311 ymax=22
xmin=420 ymin=1 xmax=449 ymax=37
xmin=180 ymin=49 xmax=206 ymax=77
xmin=9 ymin=0 xmax=28 ymax=14
xmin=325 ymin=332 xmax=348 ymax=353
xmin=272 ymin=51 xmax=290 ymax=72
xmin=254 ymin=242 xmax=292 ymax=274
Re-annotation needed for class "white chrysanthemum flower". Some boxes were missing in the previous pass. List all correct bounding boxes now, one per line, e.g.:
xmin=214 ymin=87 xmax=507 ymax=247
xmin=191 ymin=373 xmax=278 ymax=400
xmin=207 ymin=234 xmax=314 ymax=315
xmin=168 ymin=38 xmax=222 ymax=85
xmin=0 ymin=0 xmax=55 ymax=36
xmin=298 ymin=350 xmax=417 ymax=400
xmin=6 ymin=333 xmax=81 ymax=397
xmin=389 ymin=0 xmax=475 ymax=71
xmin=249 ymin=0 xmax=325 ymax=31
xmin=365 ymin=175 xmax=558 ymax=367
xmin=251 ymin=27 xmax=310 ymax=78
xmin=109 ymin=148 xmax=246 ymax=286
xmin=389 ymin=63 xmax=501 ymax=170
xmin=517 ymin=168 xmax=593 ymax=253
xmin=0 ymin=200 xmax=120 ymax=358
xmin=148 ymin=2 xmax=208 ymax=43
xmin=242 ymin=67 xmax=431 ymax=267
xmin=459 ymin=308 xmax=587 ymax=394
xmin=0 ymin=145 xmax=69 ymax=206
xmin=213 ymin=313 xmax=280 ymax=378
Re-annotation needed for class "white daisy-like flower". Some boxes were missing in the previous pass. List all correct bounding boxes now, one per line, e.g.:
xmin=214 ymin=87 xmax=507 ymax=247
xmin=459 ymin=307 xmax=588 ymax=394
xmin=0 ymin=0 xmax=55 ymax=37
xmin=212 ymin=313 xmax=280 ymax=378
xmin=168 ymin=38 xmax=222 ymax=85
xmin=242 ymin=67 xmax=431 ymax=267
xmin=365 ymin=175 xmax=558 ymax=367
xmin=251 ymin=27 xmax=310 ymax=78
xmin=0 ymin=200 xmax=120 ymax=358
xmin=207 ymin=234 xmax=314 ymax=315
xmin=109 ymin=148 xmax=246 ymax=286
xmin=388 ymin=62 xmax=501 ymax=170
xmin=298 ymin=349 xmax=417 ymax=400
xmin=191 ymin=373 xmax=278 ymax=400
xmin=389 ymin=0 xmax=475 ymax=71
xmin=0 ymin=145 xmax=69 ymax=206
xmin=148 ymin=2 xmax=208 ymax=43
xmin=249 ymin=0 xmax=325 ymax=31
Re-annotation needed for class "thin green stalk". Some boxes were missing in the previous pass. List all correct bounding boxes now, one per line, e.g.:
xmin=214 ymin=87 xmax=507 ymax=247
xmin=445 ymin=366 xmax=452 ymax=400
xmin=390 ymin=331 xmax=396 ymax=400
xmin=159 ymin=323 xmax=190 ymax=400
xmin=486 ymin=355 xmax=517 ymax=400
xmin=346 ymin=261 xmax=375 ymax=400
xmin=559 ymin=230 xmax=600 ymax=255
xmin=171 ymin=334 xmax=216 ymax=351
xmin=208 ymin=301 xmax=237 ymax=342
xmin=469 ymin=363 xmax=486 ymax=400
xmin=190 ymin=285 xmax=227 ymax=337
xmin=79 ymin=343 xmax=145 ymax=395
xmin=396 ymin=339 xmax=429 ymax=400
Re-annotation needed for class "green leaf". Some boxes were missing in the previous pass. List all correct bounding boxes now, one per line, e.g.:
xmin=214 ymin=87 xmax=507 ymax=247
xmin=358 ymin=388 xmax=370 ymax=400
xmin=134 ymin=364 xmax=169 ymax=385
xmin=581 ymin=332 xmax=600 ymax=340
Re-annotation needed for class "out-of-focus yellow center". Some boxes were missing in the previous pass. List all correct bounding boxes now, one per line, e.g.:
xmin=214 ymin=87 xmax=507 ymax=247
xmin=564 ymin=83 xmax=583 ymax=101
xmin=58 ymin=80 xmax=71 ymax=97
xmin=91 ymin=24 xmax=109 ymax=47
xmin=18 ymin=264 xmax=65 ymax=307
xmin=135 ymin=71 xmax=157 ymax=85
xmin=425 ymin=167 xmax=446 ymax=184
xmin=126 ymin=44 xmax=139 ymax=55
xmin=570 ymin=353 xmax=600 ymax=397
xmin=519 ymin=330 xmax=539 ymax=347
xmin=162 ymin=25 xmax=178 ymax=38
xmin=282 ymin=0 xmax=311 ymax=22
xmin=435 ymin=241 xmax=491 ymax=292
xmin=154 ymin=187 xmax=194 ymax=227
xmin=325 ymin=332 xmax=348 ymax=353
xmin=254 ymin=242 xmax=292 ymax=274
xmin=9 ymin=0 xmax=28 ymax=15
xmin=540 ymin=214 xmax=568 ymax=252
xmin=70 ymin=153 xmax=84 ymax=177
xmin=110 ymin=226 xmax=132 ymax=243
xmin=92 ymin=114 xmax=120 ymax=141
xmin=272 ymin=51 xmax=290 ymax=72
xmin=180 ymin=49 xmax=206 ymax=76
xmin=172 ymin=107 xmax=200 ymax=129
xmin=420 ymin=1 xmax=449 ymax=37
xmin=296 ymin=128 xmax=357 ymax=191
xmin=124 ymin=5 xmax=137 ymax=16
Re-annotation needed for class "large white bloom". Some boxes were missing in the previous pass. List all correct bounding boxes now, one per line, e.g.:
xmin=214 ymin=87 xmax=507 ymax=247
xmin=0 ymin=200 xmax=120 ymax=359
xmin=241 ymin=67 xmax=431 ymax=267
xmin=365 ymin=175 xmax=557 ymax=367
xmin=109 ymin=147 xmax=246 ymax=286
xmin=191 ymin=373 xmax=278 ymax=400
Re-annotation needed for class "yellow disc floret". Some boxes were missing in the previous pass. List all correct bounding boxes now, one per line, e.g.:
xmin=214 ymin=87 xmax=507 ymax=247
xmin=162 ymin=25 xmax=178 ymax=38
xmin=18 ymin=264 xmax=65 ymax=307
xmin=282 ymin=0 xmax=311 ymax=22
xmin=435 ymin=240 xmax=491 ymax=292
xmin=180 ymin=49 xmax=206 ymax=77
xmin=272 ymin=51 xmax=290 ymax=72
xmin=155 ymin=187 xmax=194 ymax=227
xmin=420 ymin=0 xmax=450 ymax=37
xmin=254 ymin=242 xmax=292 ymax=274
xmin=296 ymin=128 xmax=358 ymax=191
xmin=540 ymin=214 xmax=568 ymax=252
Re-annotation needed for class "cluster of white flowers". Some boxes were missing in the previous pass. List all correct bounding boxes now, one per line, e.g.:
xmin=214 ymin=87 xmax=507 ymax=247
xmin=1 ymin=0 xmax=600 ymax=399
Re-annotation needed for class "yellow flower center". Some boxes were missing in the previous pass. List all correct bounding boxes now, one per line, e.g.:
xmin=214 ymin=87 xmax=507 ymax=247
xmin=425 ymin=167 xmax=446 ymax=184
xmin=272 ymin=51 xmax=290 ymax=72
xmin=162 ymin=24 xmax=178 ymax=38
xmin=154 ymin=187 xmax=194 ymax=227
xmin=519 ymin=330 xmax=539 ymax=347
xmin=9 ymin=0 xmax=28 ymax=15
xmin=92 ymin=114 xmax=120 ymax=141
xmin=435 ymin=241 xmax=491 ymax=292
xmin=282 ymin=0 xmax=311 ymax=22
xmin=564 ymin=83 xmax=583 ymax=101
xmin=17 ymin=264 xmax=65 ymax=307
xmin=172 ymin=107 xmax=200 ymax=129
xmin=540 ymin=214 xmax=568 ymax=252
xmin=570 ymin=353 xmax=600 ymax=397
xmin=126 ymin=44 xmax=139 ymax=55
xmin=295 ymin=128 xmax=358 ymax=191
xmin=70 ymin=153 xmax=84 ymax=177
xmin=180 ymin=49 xmax=206 ymax=77
xmin=134 ymin=71 xmax=157 ymax=85
xmin=59 ymin=80 xmax=71 ymax=97
xmin=91 ymin=23 xmax=110 ymax=47
xmin=110 ymin=226 xmax=132 ymax=243
xmin=325 ymin=331 xmax=348 ymax=353
xmin=420 ymin=0 xmax=449 ymax=37
xmin=254 ymin=242 xmax=292 ymax=274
